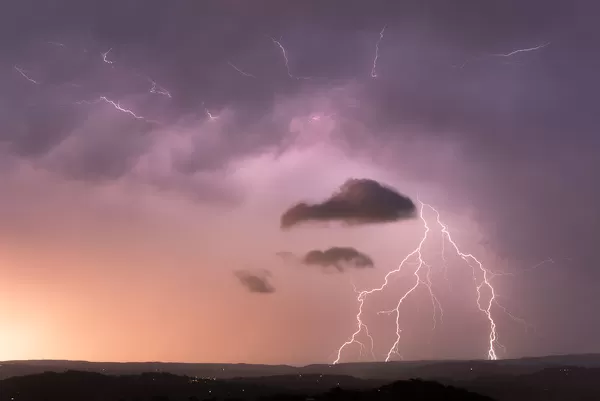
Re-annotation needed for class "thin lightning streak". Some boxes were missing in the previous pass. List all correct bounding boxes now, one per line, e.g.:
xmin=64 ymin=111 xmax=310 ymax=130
xmin=201 ymin=101 xmax=219 ymax=121
xmin=227 ymin=62 xmax=256 ymax=78
xmin=370 ymin=25 xmax=386 ymax=78
xmin=205 ymin=108 xmax=218 ymax=121
xmin=76 ymin=97 xmax=158 ymax=124
xmin=148 ymin=78 xmax=172 ymax=98
xmin=526 ymin=257 xmax=556 ymax=271
xmin=98 ymin=96 xmax=143 ymax=119
xmin=47 ymin=41 xmax=66 ymax=48
xmin=349 ymin=281 xmax=376 ymax=361
xmin=382 ymin=203 xmax=432 ymax=361
xmin=431 ymin=207 xmax=500 ymax=360
xmin=334 ymin=201 xmax=510 ymax=364
xmin=456 ymin=42 xmax=550 ymax=69
xmin=270 ymin=37 xmax=310 ymax=80
xmin=494 ymin=299 xmax=532 ymax=332
xmin=490 ymin=42 xmax=551 ymax=57
xmin=14 ymin=66 xmax=39 ymax=84
xmin=334 ymin=202 xmax=432 ymax=364
xmin=101 ymin=48 xmax=114 ymax=64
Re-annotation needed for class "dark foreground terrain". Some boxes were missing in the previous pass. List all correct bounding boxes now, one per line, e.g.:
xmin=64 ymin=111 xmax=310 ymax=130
xmin=1 ymin=355 xmax=599 ymax=400
xmin=0 ymin=370 xmax=492 ymax=401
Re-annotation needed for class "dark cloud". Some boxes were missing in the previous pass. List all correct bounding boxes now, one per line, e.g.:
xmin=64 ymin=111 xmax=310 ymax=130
xmin=234 ymin=269 xmax=275 ymax=294
xmin=281 ymin=178 xmax=416 ymax=229
xmin=303 ymin=247 xmax=374 ymax=272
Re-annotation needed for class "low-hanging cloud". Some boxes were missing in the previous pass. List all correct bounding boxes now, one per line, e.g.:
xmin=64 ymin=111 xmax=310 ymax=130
xmin=234 ymin=269 xmax=275 ymax=294
xmin=281 ymin=178 xmax=416 ymax=229
xmin=303 ymin=247 xmax=374 ymax=271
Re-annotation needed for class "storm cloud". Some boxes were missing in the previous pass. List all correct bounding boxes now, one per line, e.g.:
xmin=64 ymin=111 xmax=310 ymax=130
xmin=281 ymin=179 xmax=416 ymax=229
xmin=234 ymin=270 xmax=275 ymax=294
xmin=303 ymin=247 xmax=374 ymax=271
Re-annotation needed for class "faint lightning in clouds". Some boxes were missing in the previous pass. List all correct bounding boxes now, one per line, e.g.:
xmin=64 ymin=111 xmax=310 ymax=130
xmin=203 ymin=105 xmax=219 ymax=121
xmin=47 ymin=41 xmax=66 ymax=48
xmin=14 ymin=66 xmax=39 ymax=84
xmin=205 ymin=109 xmax=218 ymax=120
xmin=270 ymin=36 xmax=310 ymax=80
xmin=101 ymin=48 xmax=114 ymax=64
xmin=456 ymin=42 xmax=550 ymax=68
xmin=227 ymin=62 xmax=256 ymax=78
xmin=76 ymin=97 xmax=159 ymax=124
xmin=334 ymin=201 xmax=514 ymax=364
xmin=370 ymin=25 xmax=386 ymax=78
xmin=98 ymin=96 xmax=143 ymax=119
xmin=148 ymin=78 xmax=172 ymax=98
xmin=490 ymin=42 xmax=551 ymax=58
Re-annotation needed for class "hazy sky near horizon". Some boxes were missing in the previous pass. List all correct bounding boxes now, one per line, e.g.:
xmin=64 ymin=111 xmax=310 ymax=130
xmin=1 ymin=0 xmax=599 ymax=364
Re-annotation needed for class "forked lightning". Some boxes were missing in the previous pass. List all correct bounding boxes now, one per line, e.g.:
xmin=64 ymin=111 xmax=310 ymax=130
xmin=334 ymin=201 xmax=505 ymax=364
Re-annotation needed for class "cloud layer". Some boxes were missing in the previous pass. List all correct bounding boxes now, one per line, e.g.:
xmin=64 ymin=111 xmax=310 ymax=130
xmin=281 ymin=178 xmax=417 ymax=229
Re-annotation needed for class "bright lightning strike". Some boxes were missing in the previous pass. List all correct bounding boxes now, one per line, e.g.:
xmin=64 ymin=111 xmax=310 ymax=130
xmin=101 ymin=48 xmax=114 ymax=64
xmin=370 ymin=25 xmax=386 ymax=78
xmin=14 ymin=66 xmax=39 ymax=84
xmin=432 ymin=206 xmax=500 ymax=360
xmin=227 ymin=62 xmax=256 ymax=78
xmin=334 ymin=201 xmax=510 ymax=364
xmin=270 ymin=37 xmax=310 ymax=80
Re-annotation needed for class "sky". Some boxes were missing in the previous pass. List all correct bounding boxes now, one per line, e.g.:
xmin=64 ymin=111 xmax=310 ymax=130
xmin=0 ymin=0 xmax=599 ymax=365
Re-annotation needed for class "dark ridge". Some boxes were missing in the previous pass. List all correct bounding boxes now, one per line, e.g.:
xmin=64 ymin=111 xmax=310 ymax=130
xmin=0 ymin=370 xmax=493 ymax=401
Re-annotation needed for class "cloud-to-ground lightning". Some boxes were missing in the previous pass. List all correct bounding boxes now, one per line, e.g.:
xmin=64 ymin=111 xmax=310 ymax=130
xmin=270 ymin=36 xmax=310 ymax=80
xmin=334 ymin=201 xmax=514 ymax=364
xmin=370 ymin=25 xmax=386 ymax=78
xmin=227 ymin=61 xmax=256 ymax=78
xmin=101 ymin=48 xmax=114 ymax=64
xmin=14 ymin=65 xmax=40 ymax=84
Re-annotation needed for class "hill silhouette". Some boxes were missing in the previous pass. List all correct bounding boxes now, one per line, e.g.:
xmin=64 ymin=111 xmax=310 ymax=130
xmin=2 ymin=355 xmax=600 ymax=400
xmin=0 ymin=370 xmax=492 ymax=401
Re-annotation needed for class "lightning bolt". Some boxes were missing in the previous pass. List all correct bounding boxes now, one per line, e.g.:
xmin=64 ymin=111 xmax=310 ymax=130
xmin=456 ymin=42 xmax=550 ymax=69
xmin=227 ymin=62 xmax=256 ymax=78
xmin=270 ymin=37 xmax=310 ymax=80
xmin=148 ymin=78 xmax=172 ymax=98
xmin=101 ymin=48 xmax=114 ymax=64
xmin=76 ymin=97 xmax=158 ymax=124
xmin=490 ymin=42 xmax=551 ymax=58
xmin=14 ymin=66 xmax=39 ymax=84
xmin=47 ymin=41 xmax=66 ymax=48
xmin=204 ymin=107 xmax=218 ymax=121
xmin=334 ymin=201 xmax=510 ymax=364
xmin=370 ymin=25 xmax=386 ymax=78
xmin=431 ymin=206 xmax=500 ymax=360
